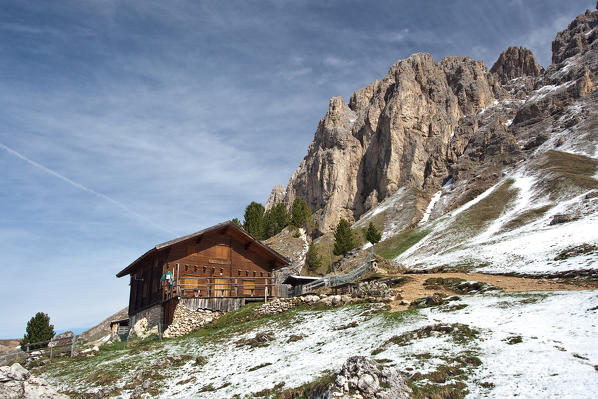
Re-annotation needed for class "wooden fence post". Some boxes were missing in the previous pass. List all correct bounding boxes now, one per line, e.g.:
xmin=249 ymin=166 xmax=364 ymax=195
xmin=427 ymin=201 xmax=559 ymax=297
xmin=70 ymin=335 xmax=77 ymax=357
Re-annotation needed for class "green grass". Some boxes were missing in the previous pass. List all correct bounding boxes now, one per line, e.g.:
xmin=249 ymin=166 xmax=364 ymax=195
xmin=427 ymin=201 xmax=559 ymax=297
xmin=310 ymin=233 xmax=338 ymax=276
xmin=376 ymin=227 xmax=431 ymax=259
xmin=408 ymin=351 xmax=483 ymax=399
xmin=453 ymin=179 xmax=517 ymax=232
xmin=379 ymin=307 xmax=421 ymax=325
xmin=270 ymin=372 xmax=335 ymax=399
xmin=423 ymin=278 xmax=501 ymax=294
xmin=536 ymin=150 xmax=598 ymax=200
xmin=372 ymin=323 xmax=480 ymax=355
xmin=501 ymin=204 xmax=553 ymax=232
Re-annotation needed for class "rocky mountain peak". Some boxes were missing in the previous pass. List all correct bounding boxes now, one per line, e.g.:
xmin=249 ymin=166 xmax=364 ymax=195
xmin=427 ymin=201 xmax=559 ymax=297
xmin=268 ymin=7 xmax=598 ymax=234
xmin=552 ymin=7 xmax=598 ymax=64
xmin=490 ymin=46 xmax=543 ymax=84
xmin=265 ymin=184 xmax=286 ymax=210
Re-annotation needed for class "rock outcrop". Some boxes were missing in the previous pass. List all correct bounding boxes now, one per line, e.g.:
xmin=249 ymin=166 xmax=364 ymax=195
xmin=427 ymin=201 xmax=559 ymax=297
xmin=490 ymin=46 xmax=543 ymax=84
xmin=330 ymin=356 xmax=412 ymax=399
xmin=265 ymin=184 xmax=286 ymax=210
xmin=552 ymin=7 xmax=598 ymax=64
xmin=129 ymin=318 xmax=158 ymax=340
xmin=0 ymin=363 xmax=69 ymax=399
xmin=280 ymin=53 xmax=503 ymax=231
xmin=270 ymin=7 xmax=598 ymax=234
xmin=264 ymin=227 xmax=309 ymax=283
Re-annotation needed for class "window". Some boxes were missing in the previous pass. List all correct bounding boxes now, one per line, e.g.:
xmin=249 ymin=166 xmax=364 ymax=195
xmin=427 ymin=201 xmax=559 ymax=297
xmin=253 ymin=271 xmax=256 ymax=277
xmin=219 ymin=268 xmax=223 ymax=276
xmin=203 ymin=266 xmax=206 ymax=273
xmin=194 ymin=266 xmax=197 ymax=273
xmin=237 ymin=270 xmax=241 ymax=276
xmin=260 ymin=272 xmax=264 ymax=277
xmin=185 ymin=265 xmax=188 ymax=272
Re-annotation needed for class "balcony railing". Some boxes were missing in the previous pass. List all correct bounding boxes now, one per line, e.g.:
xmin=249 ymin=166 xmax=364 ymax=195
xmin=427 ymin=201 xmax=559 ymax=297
xmin=162 ymin=275 xmax=281 ymax=300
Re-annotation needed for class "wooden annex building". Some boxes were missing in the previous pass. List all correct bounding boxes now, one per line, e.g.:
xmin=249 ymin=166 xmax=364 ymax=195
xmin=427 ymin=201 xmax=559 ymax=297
xmin=116 ymin=221 xmax=289 ymax=329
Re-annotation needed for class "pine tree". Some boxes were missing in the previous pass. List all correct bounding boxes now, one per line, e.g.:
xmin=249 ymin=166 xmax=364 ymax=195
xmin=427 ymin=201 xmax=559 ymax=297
xmin=263 ymin=203 xmax=290 ymax=239
xmin=365 ymin=222 xmax=382 ymax=245
xmin=20 ymin=312 xmax=55 ymax=350
xmin=231 ymin=218 xmax=242 ymax=227
xmin=333 ymin=218 xmax=358 ymax=256
xmin=290 ymin=197 xmax=311 ymax=227
xmin=243 ymin=202 xmax=265 ymax=239
xmin=305 ymin=243 xmax=323 ymax=272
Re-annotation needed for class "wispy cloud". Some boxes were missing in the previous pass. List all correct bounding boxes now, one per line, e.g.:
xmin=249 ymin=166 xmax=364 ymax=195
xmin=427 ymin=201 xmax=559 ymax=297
xmin=0 ymin=142 xmax=175 ymax=235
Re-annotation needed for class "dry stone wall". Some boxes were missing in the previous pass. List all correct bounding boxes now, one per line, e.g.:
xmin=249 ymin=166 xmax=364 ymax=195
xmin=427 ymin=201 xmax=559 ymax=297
xmin=162 ymin=303 xmax=221 ymax=338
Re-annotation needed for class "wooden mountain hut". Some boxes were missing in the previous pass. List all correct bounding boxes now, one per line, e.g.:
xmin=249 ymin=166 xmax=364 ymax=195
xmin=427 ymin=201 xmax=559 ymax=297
xmin=116 ymin=221 xmax=289 ymax=329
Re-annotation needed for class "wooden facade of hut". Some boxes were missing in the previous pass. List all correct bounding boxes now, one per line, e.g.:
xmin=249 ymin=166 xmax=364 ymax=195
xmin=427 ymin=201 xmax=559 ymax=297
xmin=116 ymin=221 xmax=289 ymax=329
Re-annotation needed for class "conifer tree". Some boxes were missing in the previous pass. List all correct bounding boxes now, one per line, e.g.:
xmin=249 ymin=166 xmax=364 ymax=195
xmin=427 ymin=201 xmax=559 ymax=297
xmin=20 ymin=312 xmax=55 ymax=350
xmin=305 ymin=242 xmax=323 ymax=272
xmin=290 ymin=197 xmax=312 ymax=228
xmin=231 ymin=218 xmax=242 ymax=227
xmin=263 ymin=203 xmax=290 ymax=239
xmin=365 ymin=222 xmax=382 ymax=245
xmin=333 ymin=218 xmax=358 ymax=256
xmin=243 ymin=202 xmax=265 ymax=239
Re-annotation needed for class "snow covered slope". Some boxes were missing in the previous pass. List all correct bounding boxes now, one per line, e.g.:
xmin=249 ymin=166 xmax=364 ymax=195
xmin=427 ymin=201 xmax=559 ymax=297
xmin=364 ymin=80 xmax=598 ymax=275
xmin=38 ymin=291 xmax=598 ymax=398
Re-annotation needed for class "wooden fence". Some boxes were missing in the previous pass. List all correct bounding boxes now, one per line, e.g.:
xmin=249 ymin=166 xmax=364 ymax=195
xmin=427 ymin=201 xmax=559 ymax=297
xmin=0 ymin=336 xmax=78 ymax=367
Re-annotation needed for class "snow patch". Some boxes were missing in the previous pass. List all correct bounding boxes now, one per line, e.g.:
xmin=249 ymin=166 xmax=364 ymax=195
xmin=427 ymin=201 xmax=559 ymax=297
xmin=419 ymin=191 xmax=442 ymax=225
xmin=527 ymin=81 xmax=575 ymax=103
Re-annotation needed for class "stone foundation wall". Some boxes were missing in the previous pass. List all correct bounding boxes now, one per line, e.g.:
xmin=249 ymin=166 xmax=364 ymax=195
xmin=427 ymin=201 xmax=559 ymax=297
xmin=163 ymin=303 xmax=221 ymax=338
xmin=131 ymin=304 xmax=162 ymax=329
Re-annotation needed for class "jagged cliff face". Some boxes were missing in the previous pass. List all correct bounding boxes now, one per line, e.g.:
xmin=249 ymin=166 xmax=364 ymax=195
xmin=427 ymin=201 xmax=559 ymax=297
xmin=269 ymin=6 xmax=598 ymax=233
xmin=490 ymin=46 xmax=544 ymax=84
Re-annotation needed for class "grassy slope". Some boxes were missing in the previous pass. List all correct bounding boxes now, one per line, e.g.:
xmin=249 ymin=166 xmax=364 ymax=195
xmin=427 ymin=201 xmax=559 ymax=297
xmin=376 ymin=179 xmax=518 ymax=262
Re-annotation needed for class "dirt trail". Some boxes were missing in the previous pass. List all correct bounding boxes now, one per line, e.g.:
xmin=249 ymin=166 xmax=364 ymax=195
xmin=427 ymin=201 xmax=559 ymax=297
xmin=389 ymin=272 xmax=598 ymax=312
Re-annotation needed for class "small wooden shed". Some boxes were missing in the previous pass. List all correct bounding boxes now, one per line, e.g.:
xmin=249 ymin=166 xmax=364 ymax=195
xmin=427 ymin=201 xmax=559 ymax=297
xmin=116 ymin=221 xmax=289 ymax=329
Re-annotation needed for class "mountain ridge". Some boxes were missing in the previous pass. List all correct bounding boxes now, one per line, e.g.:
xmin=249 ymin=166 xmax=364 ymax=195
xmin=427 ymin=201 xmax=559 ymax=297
xmin=267 ymin=6 xmax=598 ymax=239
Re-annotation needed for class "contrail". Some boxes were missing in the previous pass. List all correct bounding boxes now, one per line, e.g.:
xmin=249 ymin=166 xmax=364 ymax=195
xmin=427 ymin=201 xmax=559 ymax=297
xmin=0 ymin=142 xmax=176 ymax=235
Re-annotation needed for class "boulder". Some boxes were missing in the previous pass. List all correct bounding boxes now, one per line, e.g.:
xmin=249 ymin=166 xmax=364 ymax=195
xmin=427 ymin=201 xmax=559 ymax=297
xmin=330 ymin=356 xmax=411 ymax=399
xmin=129 ymin=318 xmax=159 ymax=340
xmin=0 ymin=363 xmax=69 ymax=399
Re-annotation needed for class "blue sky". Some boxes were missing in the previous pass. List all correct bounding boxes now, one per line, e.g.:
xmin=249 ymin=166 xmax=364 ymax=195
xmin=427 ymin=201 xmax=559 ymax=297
xmin=0 ymin=0 xmax=593 ymax=338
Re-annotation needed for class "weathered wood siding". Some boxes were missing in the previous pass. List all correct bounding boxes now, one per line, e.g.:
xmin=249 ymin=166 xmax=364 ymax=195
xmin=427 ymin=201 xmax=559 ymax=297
xmin=128 ymin=230 xmax=277 ymax=317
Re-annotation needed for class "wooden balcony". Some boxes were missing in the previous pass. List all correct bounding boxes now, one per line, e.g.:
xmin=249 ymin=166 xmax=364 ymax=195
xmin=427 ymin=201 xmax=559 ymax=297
xmin=162 ymin=275 xmax=281 ymax=301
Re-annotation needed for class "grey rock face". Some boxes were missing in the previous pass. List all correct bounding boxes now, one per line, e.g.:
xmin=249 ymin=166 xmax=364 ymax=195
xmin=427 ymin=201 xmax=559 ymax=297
xmin=552 ymin=9 xmax=598 ymax=64
xmin=281 ymin=53 xmax=500 ymax=231
xmin=270 ymin=7 xmax=598 ymax=234
xmin=490 ymin=46 xmax=544 ymax=84
xmin=265 ymin=184 xmax=286 ymax=210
